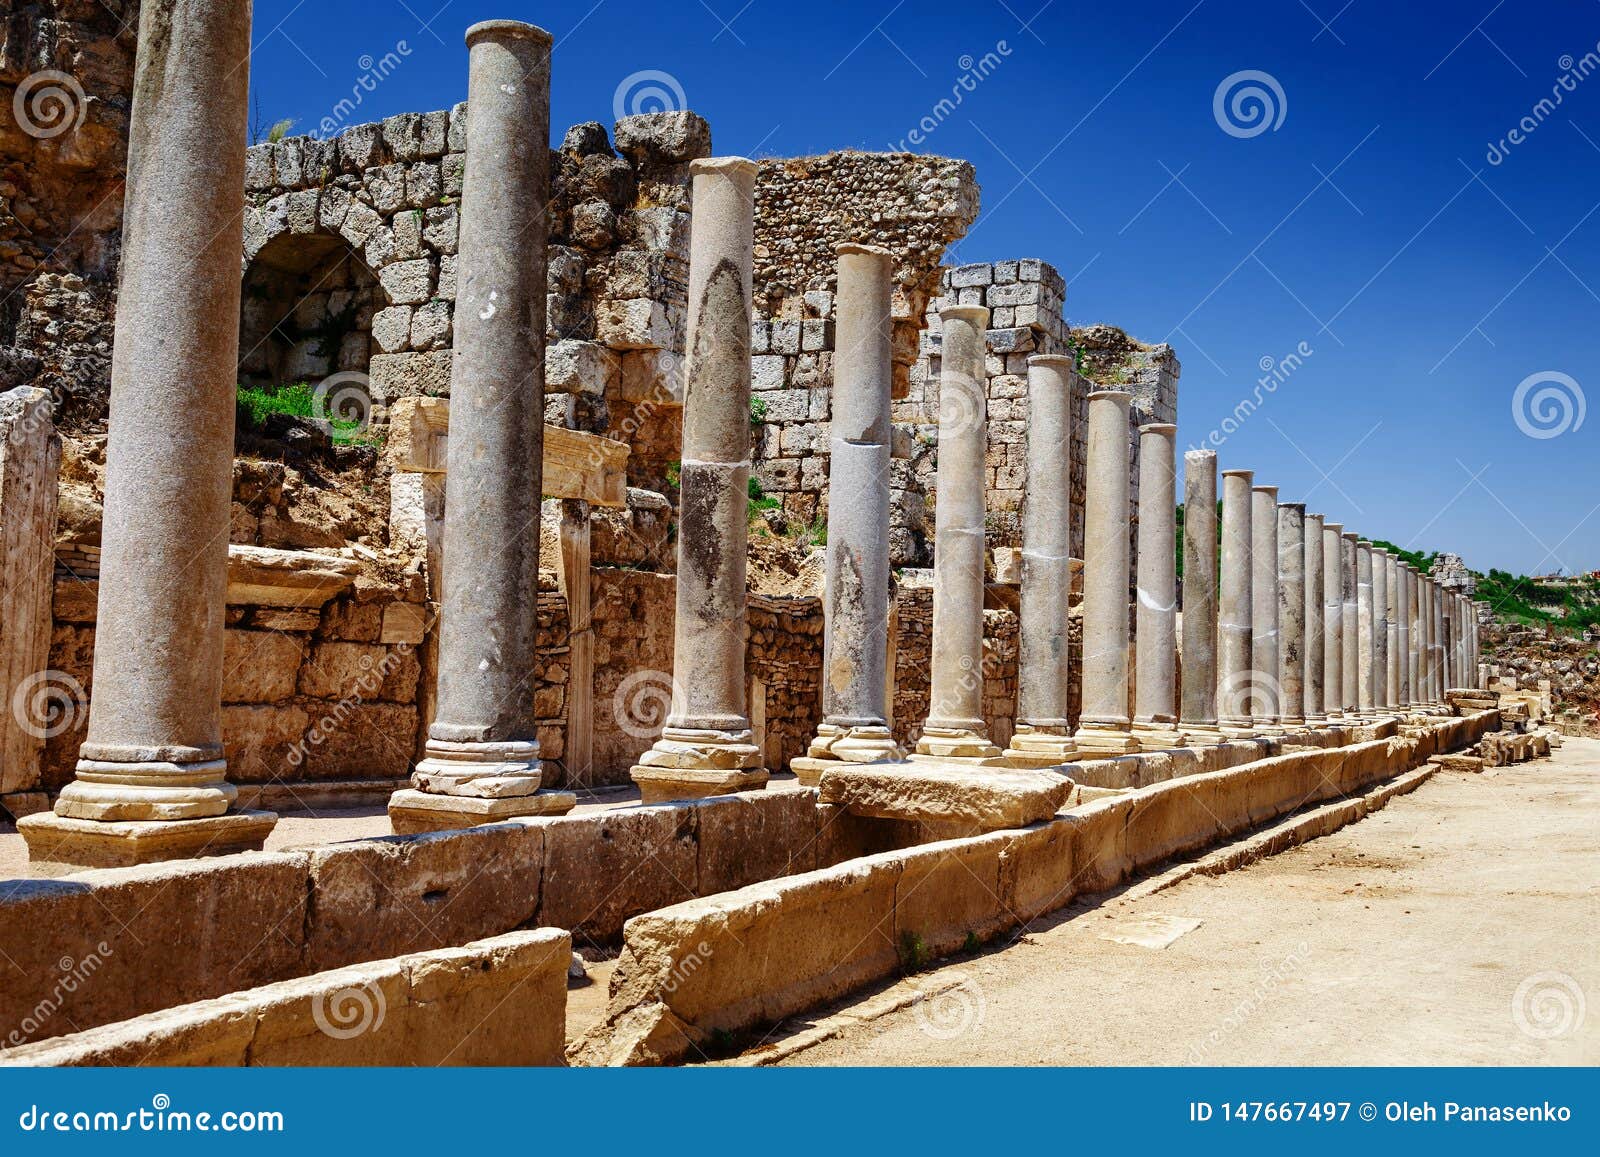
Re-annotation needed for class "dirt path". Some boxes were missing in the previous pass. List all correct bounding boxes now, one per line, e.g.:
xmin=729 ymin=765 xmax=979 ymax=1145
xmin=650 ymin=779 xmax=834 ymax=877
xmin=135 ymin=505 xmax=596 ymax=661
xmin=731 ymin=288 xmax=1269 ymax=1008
xmin=770 ymin=739 xmax=1600 ymax=1066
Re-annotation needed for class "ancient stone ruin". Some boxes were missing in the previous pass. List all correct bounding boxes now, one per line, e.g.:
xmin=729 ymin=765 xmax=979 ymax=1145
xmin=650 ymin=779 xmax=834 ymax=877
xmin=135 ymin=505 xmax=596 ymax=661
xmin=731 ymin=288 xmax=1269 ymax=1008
xmin=0 ymin=6 xmax=1547 ymax=1069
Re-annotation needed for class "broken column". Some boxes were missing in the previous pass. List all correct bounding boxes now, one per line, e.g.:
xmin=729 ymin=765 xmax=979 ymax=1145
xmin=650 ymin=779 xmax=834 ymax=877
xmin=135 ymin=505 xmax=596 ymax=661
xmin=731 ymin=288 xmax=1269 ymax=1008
xmin=1322 ymin=521 xmax=1344 ymax=719
xmin=1073 ymin=390 xmax=1139 ymax=754
xmin=1341 ymin=532 xmax=1360 ymax=713
xmin=390 ymin=20 xmax=574 ymax=833
xmin=630 ymin=156 xmax=767 ymax=803
xmin=1132 ymin=424 xmax=1185 ymax=749
xmin=1004 ymin=355 xmax=1079 ymax=767
xmin=1276 ymin=503 xmax=1307 ymax=728
xmin=1356 ymin=541 xmax=1375 ymax=715
xmin=1249 ymin=485 xmax=1282 ymax=732
xmin=1372 ymin=547 xmax=1390 ymax=715
xmin=916 ymin=304 xmax=1000 ymax=760
xmin=1385 ymin=553 xmax=1401 ymax=708
xmin=792 ymin=243 xmax=904 ymax=783
xmin=21 ymin=0 xmax=277 ymax=871
xmin=1303 ymin=512 xmax=1325 ymax=723
xmin=1217 ymin=469 xmax=1256 ymax=734
xmin=1179 ymin=450 xmax=1224 ymax=743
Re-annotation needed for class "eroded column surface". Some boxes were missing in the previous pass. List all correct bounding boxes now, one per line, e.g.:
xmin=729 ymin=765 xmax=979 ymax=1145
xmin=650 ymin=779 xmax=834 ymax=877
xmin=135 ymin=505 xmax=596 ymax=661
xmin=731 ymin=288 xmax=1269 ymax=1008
xmin=916 ymin=305 xmax=1001 ymax=760
xmin=1073 ymin=390 xmax=1139 ymax=754
xmin=793 ymin=243 xmax=904 ymax=783
xmin=1180 ymin=450 xmax=1224 ymax=742
xmin=392 ymin=21 xmax=571 ymax=833
xmin=1372 ymin=547 xmax=1390 ymax=715
xmin=1249 ymin=485 xmax=1282 ymax=731
xmin=1276 ymin=503 xmax=1306 ymax=727
xmin=1218 ymin=469 xmax=1255 ymax=732
xmin=1322 ymin=522 xmax=1344 ymax=719
xmin=1397 ymin=563 xmax=1413 ymax=707
xmin=1303 ymin=512 xmax=1325 ymax=722
xmin=1408 ymin=566 xmax=1425 ymax=706
xmin=1385 ymin=553 xmax=1401 ymax=709
xmin=1356 ymin=541 xmax=1375 ymax=715
xmin=1341 ymin=532 xmax=1359 ymax=713
xmin=1432 ymin=581 xmax=1447 ymax=700
xmin=23 ymin=0 xmax=276 ymax=871
xmin=630 ymin=157 xmax=766 ymax=803
xmin=1420 ymin=578 xmax=1436 ymax=702
xmin=1005 ymin=356 xmax=1079 ymax=767
xmin=1132 ymin=424 xmax=1185 ymax=748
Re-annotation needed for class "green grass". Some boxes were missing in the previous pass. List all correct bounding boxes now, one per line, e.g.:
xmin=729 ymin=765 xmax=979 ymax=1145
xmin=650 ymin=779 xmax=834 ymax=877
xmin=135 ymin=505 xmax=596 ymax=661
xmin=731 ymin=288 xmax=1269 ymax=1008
xmin=236 ymin=381 xmax=376 ymax=447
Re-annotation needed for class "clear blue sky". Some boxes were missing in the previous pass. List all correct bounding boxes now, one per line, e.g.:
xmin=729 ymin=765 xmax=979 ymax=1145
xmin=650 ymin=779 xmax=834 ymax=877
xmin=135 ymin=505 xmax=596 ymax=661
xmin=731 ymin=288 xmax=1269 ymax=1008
xmin=249 ymin=0 xmax=1599 ymax=577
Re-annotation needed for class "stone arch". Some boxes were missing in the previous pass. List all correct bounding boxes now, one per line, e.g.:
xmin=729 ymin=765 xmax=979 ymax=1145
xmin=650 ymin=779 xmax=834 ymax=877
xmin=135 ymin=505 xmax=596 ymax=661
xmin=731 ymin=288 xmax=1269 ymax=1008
xmin=237 ymin=227 xmax=383 ymax=394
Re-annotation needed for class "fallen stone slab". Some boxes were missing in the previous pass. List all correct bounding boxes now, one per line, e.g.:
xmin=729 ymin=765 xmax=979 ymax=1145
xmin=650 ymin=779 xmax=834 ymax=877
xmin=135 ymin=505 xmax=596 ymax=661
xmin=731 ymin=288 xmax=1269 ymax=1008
xmin=1428 ymin=753 xmax=1484 ymax=773
xmin=817 ymin=763 xmax=1073 ymax=833
xmin=226 ymin=544 xmax=362 ymax=607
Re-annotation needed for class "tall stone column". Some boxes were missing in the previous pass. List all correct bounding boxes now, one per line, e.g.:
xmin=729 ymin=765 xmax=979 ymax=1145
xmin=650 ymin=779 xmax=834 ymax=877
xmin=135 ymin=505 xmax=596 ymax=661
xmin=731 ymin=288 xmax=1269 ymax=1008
xmin=1303 ymin=513 xmax=1325 ymax=723
xmin=1409 ymin=566 xmax=1425 ymax=706
xmin=916 ymin=305 xmax=1000 ymax=760
xmin=1322 ymin=522 xmax=1344 ymax=720
xmin=1132 ymin=424 xmax=1185 ymax=748
xmin=630 ymin=157 xmax=766 ymax=803
xmin=1005 ymin=356 xmax=1079 ymax=767
xmin=1385 ymin=554 xmax=1401 ymax=708
xmin=1341 ymin=532 xmax=1360 ymax=713
xmin=390 ymin=21 xmax=572 ymax=833
xmin=1180 ymin=451 xmax=1224 ymax=743
xmin=1249 ymin=485 xmax=1282 ymax=731
xmin=1433 ymin=581 xmax=1447 ymax=699
xmin=1356 ymin=541 xmax=1376 ymax=714
xmin=1397 ymin=563 xmax=1413 ymax=707
xmin=793 ymin=244 xmax=904 ymax=784
xmin=1073 ymin=390 xmax=1139 ymax=754
xmin=1276 ymin=503 xmax=1306 ymax=727
xmin=21 ymin=0 xmax=276 ymax=872
xmin=1420 ymin=578 xmax=1435 ymax=702
xmin=1217 ymin=469 xmax=1255 ymax=733
xmin=1371 ymin=547 xmax=1390 ymax=714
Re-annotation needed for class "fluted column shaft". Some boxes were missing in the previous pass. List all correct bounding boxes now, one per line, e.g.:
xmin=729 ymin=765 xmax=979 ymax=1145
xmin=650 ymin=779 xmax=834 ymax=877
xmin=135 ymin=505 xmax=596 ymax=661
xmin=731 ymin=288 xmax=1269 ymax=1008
xmin=1277 ymin=503 xmax=1306 ymax=726
xmin=1218 ymin=470 xmax=1255 ymax=728
xmin=1181 ymin=451 xmax=1220 ymax=731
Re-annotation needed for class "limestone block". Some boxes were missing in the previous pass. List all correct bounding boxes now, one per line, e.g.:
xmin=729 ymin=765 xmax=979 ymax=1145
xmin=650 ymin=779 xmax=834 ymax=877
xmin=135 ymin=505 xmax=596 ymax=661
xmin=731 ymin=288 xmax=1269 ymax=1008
xmin=227 ymin=545 xmax=361 ymax=607
xmin=406 ymin=163 xmax=441 ymax=208
xmin=409 ymin=300 xmax=452 ymax=350
xmin=378 ymin=257 xmax=434 ymax=305
xmin=381 ymin=602 xmax=428 ymax=645
xmin=693 ymin=790 xmax=820 ymax=894
xmin=339 ymin=122 xmax=384 ymax=170
xmin=391 ymin=208 xmax=423 ymax=260
xmin=597 ymin=298 xmax=673 ymax=350
xmin=547 ymin=339 xmax=620 ymax=397
xmin=1057 ymin=794 xmax=1134 ymax=893
xmin=369 ymin=351 xmax=454 ymax=399
xmin=949 ymin=263 xmax=993 ymax=288
xmin=418 ymin=109 xmax=450 ymax=156
xmin=536 ymin=805 xmax=698 ymax=941
xmin=244 ymin=142 xmax=274 ymax=190
xmin=613 ymin=110 xmax=712 ymax=164
xmin=222 ymin=629 xmax=304 ymax=702
xmin=422 ymin=204 xmax=458 ymax=253
xmin=818 ymin=764 xmax=1073 ymax=832
xmin=299 ymin=702 xmax=418 ymax=781
xmin=298 ymin=641 xmax=419 ymax=703
xmin=751 ymin=354 xmax=786 ymax=391
xmin=221 ymin=704 xmax=312 ymax=783
xmin=999 ymin=818 xmax=1078 ymax=920
xmin=372 ymin=306 xmax=413 ymax=353
xmin=894 ymin=834 xmax=1012 ymax=955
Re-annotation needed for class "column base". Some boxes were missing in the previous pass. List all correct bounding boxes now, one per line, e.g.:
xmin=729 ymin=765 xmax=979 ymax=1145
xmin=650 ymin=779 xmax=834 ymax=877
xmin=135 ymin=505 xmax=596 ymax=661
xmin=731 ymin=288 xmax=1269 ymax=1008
xmin=387 ymin=788 xmax=576 ymax=835
xmin=411 ymin=738 xmax=543 ymax=798
xmin=792 ymin=723 xmax=907 ymax=786
xmin=1130 ymin=720 xmax=1189 ymax=751
xmin=1071 ymin=722 xmax=1141 ymax=755
xmin=1000 ymin=727 xmax=1078 ymax=768
xmin=56 ymin=758 xmax=238 ymax=821
xmin=631 ymin=766 xmax=770 ymax=804
xmin=18 ymin=810 xmax=278 ymax=877
xmin=914 ymin=725 xmax=1002 ymax=761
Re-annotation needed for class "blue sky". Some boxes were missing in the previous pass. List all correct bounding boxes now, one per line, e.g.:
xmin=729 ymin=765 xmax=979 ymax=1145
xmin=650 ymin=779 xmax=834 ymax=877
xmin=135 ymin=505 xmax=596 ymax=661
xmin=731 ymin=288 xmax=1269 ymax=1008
xmin=249 ymin=0 xmax=1599 ymax=576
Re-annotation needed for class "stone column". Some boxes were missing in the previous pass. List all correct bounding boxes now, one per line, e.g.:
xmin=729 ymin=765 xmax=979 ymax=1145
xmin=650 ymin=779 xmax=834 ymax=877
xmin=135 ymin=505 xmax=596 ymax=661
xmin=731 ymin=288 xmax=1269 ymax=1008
xmin=1249 ymin=485 xmax=1282 ymax=731
xmin=1322 ymin=522 xmax=1344 ymax=720
xmin=1180 ymin=451 xmax=1224 ymax=743
xmin=1433 ymin=581 xmax=1447 ymax=699
xmin=390 ymin=21 xmax=573 ymax=833
xmin=1397 ymin=563 xmax=1413 ymax=707
xmin=630 ymin=157 xmax=767 ymax=803
xmin=21 ymin=0 xmax=277 ymax=872
xmin=1356 ymin=541 xmax=1375 ymax=715
xmin=1385 ymin=554 xmax=1401 ymax=708
xmin=1420 ymin=578 xmax=1435 ymax=702
xmin=1132 ymin=424 xmax=1185 ymax=749
xmin=1341 ymin=532 xmax=1360 ymax=713
xmin=1217 ymin=469 xmax=1255 ymax=733
xmin=1409 ymin=567 xmax=1425 ymax=706
xmin=1073 ymin=390 xmax=1139 ymax=754
xmin=1004 ymin=356 xmax=1079 ymax=767
xmin=1372 ymin=547 xmax=1390 ymax=715
xmin=1303 ymin=513 xmax=1325 ymax=723
xmin=793 ymin=243 xmax=904 ymax=783
xmin=1276 ymin=503 xmax=1306 ymax=727
xmin=916 ymin=305 xmax=1000 ymax=760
